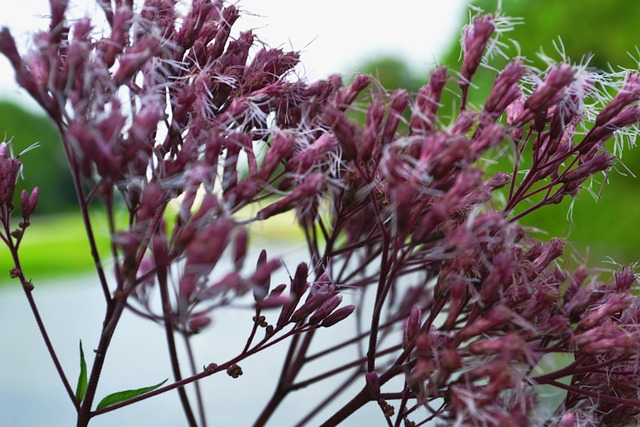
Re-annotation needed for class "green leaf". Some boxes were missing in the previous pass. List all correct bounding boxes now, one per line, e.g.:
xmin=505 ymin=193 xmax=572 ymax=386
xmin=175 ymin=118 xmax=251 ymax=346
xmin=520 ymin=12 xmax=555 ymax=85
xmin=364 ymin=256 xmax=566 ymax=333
xmin=75 ymin=341 xmax=88 ymax=403
xmin=96 ymin=379 xmax=168 ymax=410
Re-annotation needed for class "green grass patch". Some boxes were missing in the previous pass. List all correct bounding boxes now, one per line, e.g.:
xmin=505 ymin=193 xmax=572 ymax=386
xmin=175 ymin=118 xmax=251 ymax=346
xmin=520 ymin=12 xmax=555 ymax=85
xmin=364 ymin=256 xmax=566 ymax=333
xmin=0 ymin=212 xmax=112 ymax=284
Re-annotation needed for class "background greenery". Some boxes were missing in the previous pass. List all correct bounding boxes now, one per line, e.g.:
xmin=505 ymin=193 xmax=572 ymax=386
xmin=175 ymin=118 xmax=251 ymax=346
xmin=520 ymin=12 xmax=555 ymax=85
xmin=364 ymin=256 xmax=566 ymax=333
xmin=1 ymin=0 xmax=639 ymax=282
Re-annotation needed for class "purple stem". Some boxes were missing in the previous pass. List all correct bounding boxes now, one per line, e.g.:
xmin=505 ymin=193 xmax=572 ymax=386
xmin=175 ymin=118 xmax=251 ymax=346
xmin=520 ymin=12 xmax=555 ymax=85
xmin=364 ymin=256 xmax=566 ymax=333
xmin=156 ymin=257 xmax=198 ymax=427
xmin=76 ymin=297 xmax=128 ymax=427
xmin=6 ymin=246 xmax=77 ymax=408
xmin=59 ymin=134 xmax=112 ymax=304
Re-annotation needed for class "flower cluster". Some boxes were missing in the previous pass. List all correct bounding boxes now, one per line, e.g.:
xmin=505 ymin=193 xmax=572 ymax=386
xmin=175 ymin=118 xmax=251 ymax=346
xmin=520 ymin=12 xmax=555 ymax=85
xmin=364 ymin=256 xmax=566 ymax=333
xmin=2 ymin=2 xmax=640 ymax=426
xmin=0 ymin=142 xmax=38 ymax=281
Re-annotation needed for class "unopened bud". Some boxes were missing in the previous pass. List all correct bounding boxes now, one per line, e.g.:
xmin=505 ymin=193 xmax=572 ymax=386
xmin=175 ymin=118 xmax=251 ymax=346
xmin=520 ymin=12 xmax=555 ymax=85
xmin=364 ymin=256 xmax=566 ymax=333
xmin=522 ymin=64 xmax=575 ymax=116
xmin=309 ymin=294 xmax=343 ymax=324
xmin=291 ymin=263 xmax=309 ymax=298
xmin=579 ymin=294 xmax=631 ymax=330
xmin=615 ymin=268 xmax=635 ymax=293
xmin=365 ymin=371 xmax=380 ymax=399
xmin=257 ymin=293 xmax=291 ymax=309
xmin=340 ymin=74 xmax=370 ymax=106
xmin=402 ymin=307 xmax=422 ymax=348
xmin=20 ymin=189 xmax=29 ymax=218
xmin=595 ymin=73 xmax=640 ymax=126
xmin=233 ymin=228 xmax=248 ymax=270
xmin=461 ymin=15 xmax=495 ymax=84
xmin=226 ymin=363 xmax=243 ymax=379
xmin=484 ymin=59 xmax=526 ymax=117
xmin=291 ymin=291 xmax=332 ymax=323
xmin=252 ymin=252 xmax=279 ymax=300
xmin=0 ymin=153 xmax=21 ymax=204
xmin=382 ymin=90 xmax=410 ymax=143
xmin=257 ymin=132 xmax=295 ymax=181
xmin=321 ymin=305 xmax=355 ymax=327
xmin=28 ymin=187 xmax=38 ymax=214
xmin=188 ymin=314 xmax=212 ymax=333
xmin=459 ymin=305 xmax=511 ymax=340
xmin=410 ymin=66 xmax=448 ymax=134
xmin=257 ymin=173 xmax=324 ymax=220
xmin=362 ymin=100 xmax=385 ymax=160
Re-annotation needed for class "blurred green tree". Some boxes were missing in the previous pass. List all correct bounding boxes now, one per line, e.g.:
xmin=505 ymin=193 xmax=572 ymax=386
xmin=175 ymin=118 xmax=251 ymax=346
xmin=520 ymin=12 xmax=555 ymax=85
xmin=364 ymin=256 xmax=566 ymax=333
xmin=357 ymin=57 xmax=423 ymax=93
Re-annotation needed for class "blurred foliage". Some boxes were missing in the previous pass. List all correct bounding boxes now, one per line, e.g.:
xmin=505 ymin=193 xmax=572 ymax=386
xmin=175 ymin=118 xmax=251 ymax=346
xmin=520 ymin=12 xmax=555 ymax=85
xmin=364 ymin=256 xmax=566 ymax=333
xmin=0 ymin=101 xmax=76 ymax=214
xmin=357 ymin=57 xmax=423 ymax=93
xmin=351 ymin=0 xmax=640 ymax=265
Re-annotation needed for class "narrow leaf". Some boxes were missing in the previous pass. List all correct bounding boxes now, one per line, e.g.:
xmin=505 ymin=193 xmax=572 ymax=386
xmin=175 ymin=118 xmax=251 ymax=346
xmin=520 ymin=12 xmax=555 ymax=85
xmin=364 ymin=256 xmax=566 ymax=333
xmin=96 ymin=379 xmax=168 ymax=410
xmin=75 ymin=341 xmax=88 ymax=403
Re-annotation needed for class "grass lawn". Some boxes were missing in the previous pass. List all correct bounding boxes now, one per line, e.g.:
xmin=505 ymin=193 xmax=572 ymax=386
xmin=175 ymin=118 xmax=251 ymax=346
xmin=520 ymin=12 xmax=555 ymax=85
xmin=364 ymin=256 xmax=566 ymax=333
xmin=0 ymin=213 xmax=111 ymax=284
xmin=0 ymin=208 xmax=305 ymax=285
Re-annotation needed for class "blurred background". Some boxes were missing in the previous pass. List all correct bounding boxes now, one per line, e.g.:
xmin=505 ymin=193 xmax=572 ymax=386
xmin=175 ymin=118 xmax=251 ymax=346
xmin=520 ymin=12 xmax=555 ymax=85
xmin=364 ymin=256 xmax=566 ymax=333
xmin=0 ymin=1 xmax=639 ymax=425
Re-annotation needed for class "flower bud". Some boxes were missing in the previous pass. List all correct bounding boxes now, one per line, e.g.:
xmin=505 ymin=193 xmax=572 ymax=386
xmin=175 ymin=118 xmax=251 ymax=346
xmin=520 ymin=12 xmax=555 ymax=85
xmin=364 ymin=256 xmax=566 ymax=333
xmin=468 ymin=333 xmax=525 ymax=357
xmin=309 ymin=294 xmax=343 ymax=324
xmin=251 ymin=258 xmax=281 ymax=301
xmin=100 ymin=7 xmax=133 ymax=67
xmin=257 ymin=293 xmax=291 ymax=309
xmin=382 ymin=90 xmax=410 ymax=143
xmin=461 ymin=14 xmax=495 ymax=84
xmin=258 ymin=284 xmax=290 ymax=308
xmin=321 ymin=305 xmax=355 ymax=327
xmin=521 ymin=64 xmax=575 ymax=117
xmin=291 ymin=263 xmax=309 ymax=298
xmin=232 ymin=228 xmax=248 ymax=270
xmin=28 ymin=187 xmax=38 ymax=214
xmin=20 ymin=189 xmax=29 ymax=218
xmin=479 ymin=252 xmax=514 ymax=306
xmin=0 ymin=146 xmax=21 ymax=205
xmin=615 ymin=268 xmax=636 ymax=293
xmin=362 ymin=100 xmax=385 ymax=160
xmin=188 ymin=314 xmax=212 ymax=333
xmin=257 ymin=173 xmax=324 ymax=220
xmin=322 ymin=107 xmax=361 ymax=161
xmin=595 ymin=73 xmax=640 ymax=126
xmin=579 ymin=294 xmax=631 ymax=330
xmin=402 ymin=306 xmax=422 ymax=348
xmin=340 ymin=74 xmax=370 ymax=106
xmin=450 ymin=110 xmax=476 ymax=135
xmin=484 ymin=59 xmax=526 ymax=117
xmin=365 ymin=371 xmax=380 ymax=399
xmin=291 ymin=289 xmax=333 ymax=323
xmin=458 ymin=305 xmax=511 ymax=340
xmin=410 ymin=66 xmax=448 ymax=134
xmin=287 ymin=133 xmax=337 ymax=173
xmin=113 ymin=35 xmax=161 ymax=85
xmin=257 ymin=132 xmax=295 ymax=181
xmin=179 ymin=276 xmax=197 ymax=301
xmin=19 ymin=187 xmax=39 ymax=219
xmin=470 ymin=122 xmax=506 ymax=160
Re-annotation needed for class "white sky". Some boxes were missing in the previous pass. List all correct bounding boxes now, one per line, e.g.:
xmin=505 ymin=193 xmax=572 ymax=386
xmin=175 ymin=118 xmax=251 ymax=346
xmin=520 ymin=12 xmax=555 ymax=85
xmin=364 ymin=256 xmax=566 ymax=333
xmin=0 ymin=0 xmax=469 ymax=112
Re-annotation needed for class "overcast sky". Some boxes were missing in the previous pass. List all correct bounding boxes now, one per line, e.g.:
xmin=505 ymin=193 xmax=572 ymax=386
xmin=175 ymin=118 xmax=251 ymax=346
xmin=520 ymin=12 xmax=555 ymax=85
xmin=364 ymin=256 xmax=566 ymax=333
xmin=0 ymin=0 xmax=469 ymax=111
